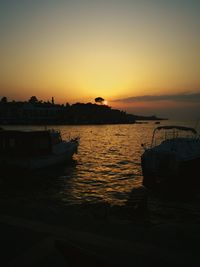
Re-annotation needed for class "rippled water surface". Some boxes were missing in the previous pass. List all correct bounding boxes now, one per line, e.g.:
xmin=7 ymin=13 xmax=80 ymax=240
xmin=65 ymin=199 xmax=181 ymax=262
xmin=61 ymin=123 xmax=149 ymax=205
xmin=1 ymin=120 xmax=198 ymax=206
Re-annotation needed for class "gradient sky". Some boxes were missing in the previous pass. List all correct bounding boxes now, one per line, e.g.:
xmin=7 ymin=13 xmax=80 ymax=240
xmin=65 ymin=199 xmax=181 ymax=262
xmin=0 ymin=0 xmax=200 ymax=118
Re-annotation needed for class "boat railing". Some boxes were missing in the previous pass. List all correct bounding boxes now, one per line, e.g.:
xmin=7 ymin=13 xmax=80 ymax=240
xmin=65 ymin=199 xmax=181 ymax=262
xmin=150 ymin=125 xmax=198 ymax=148
xmin=61 ymin=130 xmax=80 ymax=143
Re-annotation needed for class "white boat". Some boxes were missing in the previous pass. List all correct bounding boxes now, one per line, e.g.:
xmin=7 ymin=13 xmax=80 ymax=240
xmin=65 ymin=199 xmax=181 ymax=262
xmin=0 ymin=129 xmax=79 ymax=171
xmin=141 ymin=125 xmax=200 ymax=192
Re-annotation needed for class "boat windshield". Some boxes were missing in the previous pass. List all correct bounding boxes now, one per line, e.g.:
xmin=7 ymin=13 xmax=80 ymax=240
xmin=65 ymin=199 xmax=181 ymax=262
xmin=151 ymin=125 xmax=198 ymax=147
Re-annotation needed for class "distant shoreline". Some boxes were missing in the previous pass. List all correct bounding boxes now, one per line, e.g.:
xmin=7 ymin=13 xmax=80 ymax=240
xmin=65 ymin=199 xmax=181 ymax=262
xmin=0 ymin=120 xmax=167 ymax=127
xmin=0 ymin=99 xmax=167 ymax=126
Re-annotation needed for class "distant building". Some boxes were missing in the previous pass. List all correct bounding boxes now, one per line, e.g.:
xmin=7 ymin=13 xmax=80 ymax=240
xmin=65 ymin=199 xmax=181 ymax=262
xmin=0 ymin=101 xmax=64 ymax=125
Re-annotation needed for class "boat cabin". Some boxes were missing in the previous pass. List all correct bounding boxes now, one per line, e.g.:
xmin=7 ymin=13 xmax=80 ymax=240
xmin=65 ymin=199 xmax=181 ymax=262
xmin=0 ymin=130 xmax=62 ymax=157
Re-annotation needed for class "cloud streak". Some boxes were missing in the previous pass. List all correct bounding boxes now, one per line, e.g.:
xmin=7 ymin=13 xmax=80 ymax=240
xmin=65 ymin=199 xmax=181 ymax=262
xmin=114 ymin=92 xmax=200 ymax=103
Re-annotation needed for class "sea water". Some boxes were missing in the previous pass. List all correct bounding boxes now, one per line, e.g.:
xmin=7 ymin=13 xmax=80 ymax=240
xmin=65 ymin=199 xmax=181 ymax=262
xmin=1 ymin=120 xmax=198 ymax=207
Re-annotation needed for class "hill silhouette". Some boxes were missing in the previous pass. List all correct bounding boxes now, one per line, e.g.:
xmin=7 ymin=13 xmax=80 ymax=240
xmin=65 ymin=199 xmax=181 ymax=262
xmin=0 ymin=97 xmax=165 ymax=125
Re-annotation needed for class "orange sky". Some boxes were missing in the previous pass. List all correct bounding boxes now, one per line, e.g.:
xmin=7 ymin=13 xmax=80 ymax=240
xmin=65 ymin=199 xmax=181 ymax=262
xmin=0 ymin=1 xmax=200 ymax=118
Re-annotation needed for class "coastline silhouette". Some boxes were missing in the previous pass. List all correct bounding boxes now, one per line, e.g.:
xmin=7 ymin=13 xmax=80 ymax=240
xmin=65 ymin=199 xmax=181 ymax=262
xmin=0 ymin=96 xmax=165 ymax=125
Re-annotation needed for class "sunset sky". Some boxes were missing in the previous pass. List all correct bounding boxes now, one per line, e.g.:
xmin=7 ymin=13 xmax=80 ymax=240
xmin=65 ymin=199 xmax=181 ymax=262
xmin=0 ymin=0 xmax=199 ymax=119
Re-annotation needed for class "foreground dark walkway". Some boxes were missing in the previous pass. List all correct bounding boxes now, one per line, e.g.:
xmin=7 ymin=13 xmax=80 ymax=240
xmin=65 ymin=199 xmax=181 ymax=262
xmin=0 ymin=214 xmax=200 ymax=267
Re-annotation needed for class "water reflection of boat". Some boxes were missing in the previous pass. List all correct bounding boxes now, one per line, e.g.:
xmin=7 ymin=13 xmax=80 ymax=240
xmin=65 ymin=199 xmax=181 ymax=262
xmin=0 ymin=129 xmax=79 ymax=171
xmin=141 ymin=125 xmax=200 ymax=192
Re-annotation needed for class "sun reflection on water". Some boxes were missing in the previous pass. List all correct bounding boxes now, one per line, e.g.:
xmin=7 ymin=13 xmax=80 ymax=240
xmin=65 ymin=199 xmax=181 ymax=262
xmin=2 ymin=120 xmax=195 ymax=206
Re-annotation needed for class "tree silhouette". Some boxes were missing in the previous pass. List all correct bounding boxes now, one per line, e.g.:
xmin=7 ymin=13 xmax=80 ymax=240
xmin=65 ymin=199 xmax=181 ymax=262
xmin=1 ymin=96 xmax=7 ymax=103
xmin=29 ymin=96 xmax=38 ymax=104
xmin=95 ymin=97 xmax=104 ymax=105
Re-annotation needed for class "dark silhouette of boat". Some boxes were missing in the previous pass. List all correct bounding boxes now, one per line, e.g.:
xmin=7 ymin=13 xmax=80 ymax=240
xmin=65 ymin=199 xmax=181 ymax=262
xmin=141 ymin=125 xmax=200 ymax=193
xmin=0 ymin=129 xmax=79 ymax=171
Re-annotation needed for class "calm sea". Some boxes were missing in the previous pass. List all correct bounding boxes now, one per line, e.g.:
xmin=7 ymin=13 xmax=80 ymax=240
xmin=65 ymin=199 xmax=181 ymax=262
xmin=1 ymin=120 xmax=199 ymax=207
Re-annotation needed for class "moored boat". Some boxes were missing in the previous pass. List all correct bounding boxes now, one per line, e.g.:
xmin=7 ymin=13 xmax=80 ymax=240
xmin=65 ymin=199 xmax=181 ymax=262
xmin=141 ymin=125 xmax=200 ymax=193
xmin=0 ymin=129 xmax=79 ymax=171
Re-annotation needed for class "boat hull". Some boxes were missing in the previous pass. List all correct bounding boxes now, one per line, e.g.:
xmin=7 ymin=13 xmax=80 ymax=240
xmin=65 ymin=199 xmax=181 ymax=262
xmin=0 ymin=141 xmax=78 ymax=171
xmin=141 ymin=151 xmax=200 ymax=194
